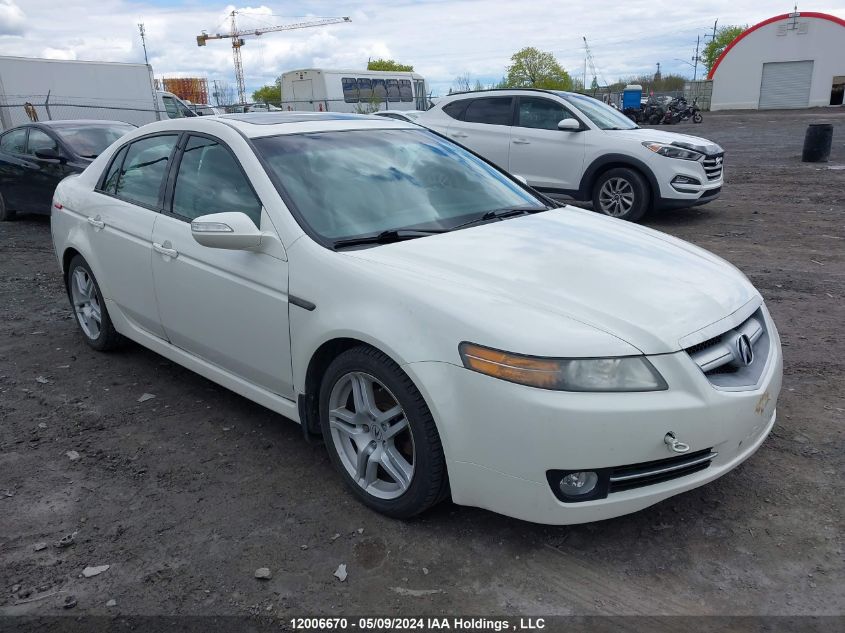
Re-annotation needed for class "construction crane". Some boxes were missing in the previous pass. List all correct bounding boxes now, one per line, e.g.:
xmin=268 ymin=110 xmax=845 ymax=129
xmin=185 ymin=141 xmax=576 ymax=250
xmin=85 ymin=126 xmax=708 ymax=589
xmin=582 ymin=36 xmax=605 ymax=95
xmin=197 ymin=11 xmax=351 ymax=105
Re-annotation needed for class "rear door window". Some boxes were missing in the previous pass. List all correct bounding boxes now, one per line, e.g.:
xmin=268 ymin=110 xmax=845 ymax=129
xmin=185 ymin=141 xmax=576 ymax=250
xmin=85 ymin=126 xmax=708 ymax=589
xmin=463 ymin=98 xmax=514 ymax=126
xmin=100 ymin=146 xmax=128 ymax=194
xmin=113 ymin=135 xmax=179 ymax=208
xmin=0 ymin=128 xmax=27 ymax=154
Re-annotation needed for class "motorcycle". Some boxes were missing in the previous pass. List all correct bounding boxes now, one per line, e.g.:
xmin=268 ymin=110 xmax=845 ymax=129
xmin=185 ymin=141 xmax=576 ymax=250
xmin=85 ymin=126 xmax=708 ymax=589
xmin=669 ymin=97 xmax=703 ymax=124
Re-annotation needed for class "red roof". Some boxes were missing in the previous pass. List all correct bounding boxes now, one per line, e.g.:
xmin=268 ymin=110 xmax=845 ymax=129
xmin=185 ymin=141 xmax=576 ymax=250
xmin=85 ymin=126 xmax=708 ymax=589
xmin=707 ymin=12 xmax=845 ymax=80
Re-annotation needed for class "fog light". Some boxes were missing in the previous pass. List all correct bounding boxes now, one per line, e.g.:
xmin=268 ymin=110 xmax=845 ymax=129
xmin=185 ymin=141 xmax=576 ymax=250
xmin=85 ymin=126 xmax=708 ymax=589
xmin=559 ymin=471 xmax=598 ymax=497
xmin=671 ymin=175 xmax=701 ymax=185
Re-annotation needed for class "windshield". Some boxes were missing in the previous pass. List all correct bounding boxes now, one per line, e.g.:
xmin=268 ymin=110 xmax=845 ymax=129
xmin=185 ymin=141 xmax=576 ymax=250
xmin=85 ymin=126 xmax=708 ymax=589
xmin=253 ymin=129 xmax=545 ymax=243
xmin=54 ymin=123 xmax=135 ymax=158
xmin=559 ymin=93 xmax=638 ymax=130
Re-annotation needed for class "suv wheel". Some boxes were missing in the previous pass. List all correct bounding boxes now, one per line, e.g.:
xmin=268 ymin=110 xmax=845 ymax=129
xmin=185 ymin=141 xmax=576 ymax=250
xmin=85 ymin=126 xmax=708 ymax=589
xmin=319 ymin=346 xmax=448 ymax=518
xmin=592 ymin=168 xmax=650 ymax=222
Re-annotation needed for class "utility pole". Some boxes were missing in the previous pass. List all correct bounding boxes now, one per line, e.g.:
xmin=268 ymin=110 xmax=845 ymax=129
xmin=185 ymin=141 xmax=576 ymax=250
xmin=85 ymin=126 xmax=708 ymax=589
xmin=705 ymin=19 xmax=718 ymax=42
xmin=655 ymin=62 xmax=661 ymax=80
xmin=692 ymin=34 xmax=700 ymax=81
xmin=138 ymin=23 xmax=149 ymax=65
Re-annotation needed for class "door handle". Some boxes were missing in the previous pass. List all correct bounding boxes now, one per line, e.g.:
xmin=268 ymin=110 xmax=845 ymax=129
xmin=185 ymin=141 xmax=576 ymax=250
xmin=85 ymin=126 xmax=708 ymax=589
xmin=87 ymin=215 xmax=105 ymax=229
xmin=512 ymin=138 xmax=530 ymax=145
xmin=153 ymin=242 xmax=179 ymax=259
xmin=450 ymin=132 xmax=468 ymax=139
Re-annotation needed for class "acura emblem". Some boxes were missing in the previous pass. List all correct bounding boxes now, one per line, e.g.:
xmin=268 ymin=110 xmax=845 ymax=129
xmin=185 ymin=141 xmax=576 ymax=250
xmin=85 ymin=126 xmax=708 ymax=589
xmin=736 ymin=334 xmax=754 ymax=366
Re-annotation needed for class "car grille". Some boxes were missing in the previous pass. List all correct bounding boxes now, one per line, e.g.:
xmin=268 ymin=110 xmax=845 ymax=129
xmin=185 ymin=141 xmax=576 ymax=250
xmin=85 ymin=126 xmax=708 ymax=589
xmin=685 ymin=308 xmax=770 ymax=389
xmin=702 ymin=153 xmax=724 ymax=181
xmin=608 ymin=448 xmax=717 ymax=493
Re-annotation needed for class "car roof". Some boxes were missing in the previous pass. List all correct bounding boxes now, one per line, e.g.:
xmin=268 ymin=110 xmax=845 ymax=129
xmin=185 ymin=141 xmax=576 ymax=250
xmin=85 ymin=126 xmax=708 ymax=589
xmin=140 ymin=111 xmax=418 ymax=139
xmin=35 ymin=119 xmax=136 ymax=128
xmin=436 ymin=88 xmax=582 ymax=101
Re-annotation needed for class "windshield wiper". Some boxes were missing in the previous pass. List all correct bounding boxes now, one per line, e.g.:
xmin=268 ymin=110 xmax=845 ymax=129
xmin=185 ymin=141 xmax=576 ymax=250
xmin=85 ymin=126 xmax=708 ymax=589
xmin=447 ymin=206 xmax=548 ymax=231
xmin=333 ymin=228 xmax=446 ymax=249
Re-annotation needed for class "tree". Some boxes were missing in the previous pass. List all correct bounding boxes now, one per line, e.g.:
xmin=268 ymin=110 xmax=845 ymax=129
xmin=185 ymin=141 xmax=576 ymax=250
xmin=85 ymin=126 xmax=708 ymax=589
xmin=504 ymin=47 xmax=573 ymax=90
xmin=453 ymin=73 xmax=472 ymax=93
xmin=252 ymin=78 xmax=281 ymax=104
xmin=702 ymin=25 xmax=745 ymax=74
xmin=367 ymin=59 xmax=414 ymax=72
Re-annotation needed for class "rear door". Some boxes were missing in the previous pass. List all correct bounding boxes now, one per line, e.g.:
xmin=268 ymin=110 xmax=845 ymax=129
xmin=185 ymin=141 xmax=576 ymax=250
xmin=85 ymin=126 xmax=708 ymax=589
xmin=509 ymin=96 xmax=586 ymax=191
xmin=85 ymin=134 xmax=180 ymax=338
xmin=444 ymin=96 xmax=514 ymax=170
xmin=150 ymin=134 xmax=293 ymax=396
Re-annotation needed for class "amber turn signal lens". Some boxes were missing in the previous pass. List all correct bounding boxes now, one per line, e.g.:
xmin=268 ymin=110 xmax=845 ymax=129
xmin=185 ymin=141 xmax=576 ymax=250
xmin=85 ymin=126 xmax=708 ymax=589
xmin=459 ymin=343 xmax=562 ymax=389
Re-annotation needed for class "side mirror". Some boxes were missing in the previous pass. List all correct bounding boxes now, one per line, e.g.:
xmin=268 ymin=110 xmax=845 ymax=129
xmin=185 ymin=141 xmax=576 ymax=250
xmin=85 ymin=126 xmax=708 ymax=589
xmin=191 ymin=212 xmax=262 ymax=250
xmin=35 ymin=147 xmax=65 ymax=162
xmin=557 ymin=118 xmax=581 ymax=131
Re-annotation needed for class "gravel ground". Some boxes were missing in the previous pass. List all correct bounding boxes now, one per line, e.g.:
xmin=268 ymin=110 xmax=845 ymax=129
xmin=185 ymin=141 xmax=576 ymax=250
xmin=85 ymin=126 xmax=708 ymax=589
xmin=0 ymin=108 xmax=843 ymax=619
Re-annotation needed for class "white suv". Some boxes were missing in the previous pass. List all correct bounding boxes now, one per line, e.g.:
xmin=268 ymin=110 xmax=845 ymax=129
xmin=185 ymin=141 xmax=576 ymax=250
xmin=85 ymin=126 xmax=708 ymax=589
xmin=417 ymin=89 xmax=724 ymax=222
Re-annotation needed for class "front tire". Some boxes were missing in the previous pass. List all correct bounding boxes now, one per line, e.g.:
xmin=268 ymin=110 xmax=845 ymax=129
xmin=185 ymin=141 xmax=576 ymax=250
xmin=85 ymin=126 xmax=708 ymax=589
xmin=693 ymin=112 xmax=703 ymax=124
xmin=319 ymin=346 xmax=448 ymax=519
xmin=592 ymin=167 xmax=650 ymax=222
xmin=0 ymin=193 xmax=15 ymax=221
xmin=66 ymin=255 xmax=122 ymax=351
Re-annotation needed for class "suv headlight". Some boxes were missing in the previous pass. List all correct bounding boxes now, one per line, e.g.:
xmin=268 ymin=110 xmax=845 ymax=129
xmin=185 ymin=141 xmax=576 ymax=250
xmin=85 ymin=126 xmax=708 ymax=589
xmin=642 ymin=142 xmax=703 ymax=161
xmin=459 ymin=343 xmax=668 ymax=392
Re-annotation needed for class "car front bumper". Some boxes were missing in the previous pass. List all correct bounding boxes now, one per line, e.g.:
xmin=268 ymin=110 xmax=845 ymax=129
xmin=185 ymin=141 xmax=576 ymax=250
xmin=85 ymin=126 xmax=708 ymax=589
xmin=404 ymin=316 xmax=782 ymax=525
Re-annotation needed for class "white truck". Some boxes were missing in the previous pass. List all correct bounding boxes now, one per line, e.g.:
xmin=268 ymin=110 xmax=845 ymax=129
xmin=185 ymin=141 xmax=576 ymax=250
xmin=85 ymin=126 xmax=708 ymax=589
xmin=0 ymin=56 xmax=195 ymax=131
xmin=280 ymin=68 xmax=429 ymax=113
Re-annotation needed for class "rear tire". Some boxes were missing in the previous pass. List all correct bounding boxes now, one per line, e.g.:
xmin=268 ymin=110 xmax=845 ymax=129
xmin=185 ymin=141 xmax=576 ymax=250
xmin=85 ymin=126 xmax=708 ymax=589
xmin=66 ymin=255 xmax=123 ymax=351
xmin=0 ymin=193 xmax=15 ymax=221
xmin=693 ymin=112 xmax=703 ymax=124
xmin=319 ymin=345 xmax=448 ymax=519
xmin=592 ymin=167 xmax=650 ymax=222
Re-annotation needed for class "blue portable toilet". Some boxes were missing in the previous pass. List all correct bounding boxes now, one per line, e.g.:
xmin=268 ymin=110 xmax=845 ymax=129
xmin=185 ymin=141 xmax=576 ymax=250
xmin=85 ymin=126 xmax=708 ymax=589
xmin=622 ymin=84 xmax=643 ymax=110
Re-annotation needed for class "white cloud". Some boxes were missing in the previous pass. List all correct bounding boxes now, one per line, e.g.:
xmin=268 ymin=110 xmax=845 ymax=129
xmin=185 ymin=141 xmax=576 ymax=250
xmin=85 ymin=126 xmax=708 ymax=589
xmin=2 ymin=0 xmax=844 ymax=97
xmin=41 ymin=47 xmax=77 ymax=60
xmin=0 ymin=0 xmax=25 ymax=36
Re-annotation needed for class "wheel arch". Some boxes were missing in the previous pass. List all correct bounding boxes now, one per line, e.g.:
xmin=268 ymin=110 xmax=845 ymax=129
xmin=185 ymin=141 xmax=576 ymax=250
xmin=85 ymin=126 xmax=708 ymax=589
xmin=299 ymin=337 xmax=408 ymax=440
xmin=62 ymin=246 xmax=82 ymax=279
xmin=579 ymin=154 xmax=660 ymax=203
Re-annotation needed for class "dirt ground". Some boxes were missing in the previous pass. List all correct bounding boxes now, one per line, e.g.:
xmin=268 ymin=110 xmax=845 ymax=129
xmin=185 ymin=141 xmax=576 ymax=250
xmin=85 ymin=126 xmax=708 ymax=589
xmin=1 ymin=108 xmax=843 ymax=620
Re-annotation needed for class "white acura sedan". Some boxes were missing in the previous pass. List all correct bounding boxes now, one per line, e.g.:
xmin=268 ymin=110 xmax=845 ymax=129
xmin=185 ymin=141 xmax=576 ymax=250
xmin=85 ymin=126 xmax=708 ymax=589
xmin=51 ymin=113 xmax=782 ymax=524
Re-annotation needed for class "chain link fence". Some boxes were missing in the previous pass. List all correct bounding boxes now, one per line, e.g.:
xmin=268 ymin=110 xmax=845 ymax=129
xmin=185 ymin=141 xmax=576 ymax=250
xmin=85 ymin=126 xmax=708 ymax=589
xmin=0 ymin=94 xmax=168 ymax=131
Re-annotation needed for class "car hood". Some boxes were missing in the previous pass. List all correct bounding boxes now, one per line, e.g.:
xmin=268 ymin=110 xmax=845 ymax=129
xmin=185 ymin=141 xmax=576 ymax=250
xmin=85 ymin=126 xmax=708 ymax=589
xmin=345 ymin=208 xmax=757 ymax=354
xmin=610 ymin=128 xmax=723 ymax=154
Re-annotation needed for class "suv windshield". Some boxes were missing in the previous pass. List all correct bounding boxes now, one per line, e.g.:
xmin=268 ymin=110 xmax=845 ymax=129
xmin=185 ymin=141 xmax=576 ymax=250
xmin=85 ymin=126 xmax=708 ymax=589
xmin=53 ymin=123 xmax=136 ymax=158
xmin=253 ymin=129 xmax=546 ymax=243
xmin=558 ymin=93 xmax=638 ymax=130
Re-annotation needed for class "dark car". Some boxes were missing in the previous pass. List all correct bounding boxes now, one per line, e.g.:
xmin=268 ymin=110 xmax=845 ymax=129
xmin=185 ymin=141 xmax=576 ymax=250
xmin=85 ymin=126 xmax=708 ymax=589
xmin=0 ymin=120 xmax=135 ymax=220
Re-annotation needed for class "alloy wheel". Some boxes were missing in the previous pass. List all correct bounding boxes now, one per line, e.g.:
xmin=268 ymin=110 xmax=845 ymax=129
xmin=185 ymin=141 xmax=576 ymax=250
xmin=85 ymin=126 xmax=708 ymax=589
xmin=598 ymin=177 xmax=636 ymax=217
xmin=327 ymin=371 xmax=415 ymax=500
xmin=71 ymin=268 xmax=102 ymax=340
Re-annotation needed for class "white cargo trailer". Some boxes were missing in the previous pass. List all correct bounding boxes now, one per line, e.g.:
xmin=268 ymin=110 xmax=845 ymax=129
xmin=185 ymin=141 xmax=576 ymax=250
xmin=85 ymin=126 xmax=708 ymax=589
xmin=0 ymin=56 xmax=195 ymax=130
xmin=280 ymin=68 xmax=429 ymax=113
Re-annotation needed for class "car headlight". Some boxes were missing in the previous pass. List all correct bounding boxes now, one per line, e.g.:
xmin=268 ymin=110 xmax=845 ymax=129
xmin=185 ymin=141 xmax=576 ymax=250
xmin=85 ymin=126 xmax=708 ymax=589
xmin=459 ymin=343 xmax=668 ymax=392
xmin=642 ymin=142 xmax=703 ymax=161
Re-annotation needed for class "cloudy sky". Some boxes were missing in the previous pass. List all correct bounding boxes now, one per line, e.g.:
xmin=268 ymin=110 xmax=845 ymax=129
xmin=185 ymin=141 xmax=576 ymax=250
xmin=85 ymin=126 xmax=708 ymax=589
xmin=2 ymin=0 xmax=844 ymax=98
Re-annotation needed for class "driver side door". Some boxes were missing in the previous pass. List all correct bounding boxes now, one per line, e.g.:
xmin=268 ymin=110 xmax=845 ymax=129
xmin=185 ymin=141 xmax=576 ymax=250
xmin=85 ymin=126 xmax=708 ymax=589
xmin=509 ymin=96 xmax=587 ymax=192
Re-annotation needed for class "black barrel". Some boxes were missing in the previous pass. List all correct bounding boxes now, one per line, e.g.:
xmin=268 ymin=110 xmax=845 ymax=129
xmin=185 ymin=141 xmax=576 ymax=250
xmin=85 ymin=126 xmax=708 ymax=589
xmin=802 ymin=123 xmax=833 ymax=163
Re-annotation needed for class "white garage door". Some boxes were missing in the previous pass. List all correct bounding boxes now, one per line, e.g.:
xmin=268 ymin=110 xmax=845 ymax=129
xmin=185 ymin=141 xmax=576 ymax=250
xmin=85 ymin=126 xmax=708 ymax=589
xmin=759 ymin=61 xmax=814 ymax=109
